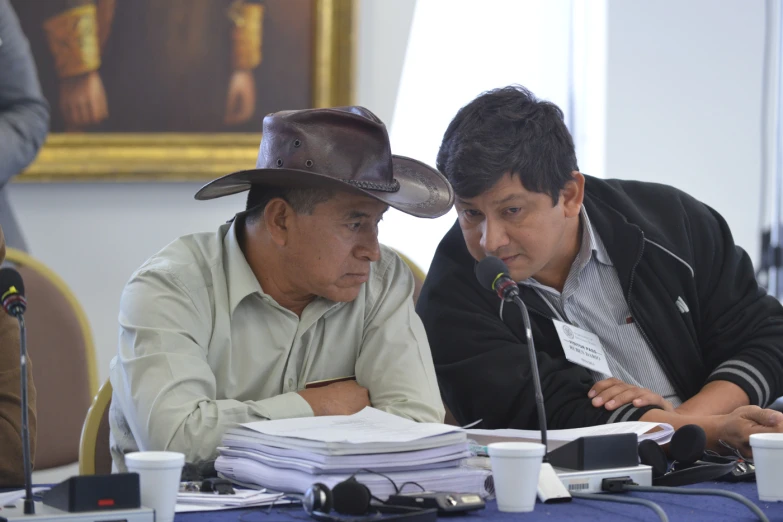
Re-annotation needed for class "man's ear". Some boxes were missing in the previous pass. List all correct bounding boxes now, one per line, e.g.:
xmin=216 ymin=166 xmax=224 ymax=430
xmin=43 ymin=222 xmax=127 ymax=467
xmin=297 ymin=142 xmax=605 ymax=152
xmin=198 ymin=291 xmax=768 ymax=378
xmin=263 ymin=198 xmax=294 ymax=246
xmin=561 ymin=171 xmax=585 ymax=218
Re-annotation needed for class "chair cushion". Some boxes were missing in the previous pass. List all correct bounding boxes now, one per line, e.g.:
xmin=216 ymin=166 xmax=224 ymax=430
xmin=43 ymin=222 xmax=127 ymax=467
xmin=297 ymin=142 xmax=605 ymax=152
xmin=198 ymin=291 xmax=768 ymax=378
xmin=17 ymin=266 xmax=92 ymax=469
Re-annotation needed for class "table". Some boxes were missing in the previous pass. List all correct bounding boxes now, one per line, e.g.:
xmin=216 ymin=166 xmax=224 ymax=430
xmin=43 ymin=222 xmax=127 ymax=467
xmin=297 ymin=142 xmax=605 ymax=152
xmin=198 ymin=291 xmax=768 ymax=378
xmin=177 ymin=482 xmax=783 ymax=522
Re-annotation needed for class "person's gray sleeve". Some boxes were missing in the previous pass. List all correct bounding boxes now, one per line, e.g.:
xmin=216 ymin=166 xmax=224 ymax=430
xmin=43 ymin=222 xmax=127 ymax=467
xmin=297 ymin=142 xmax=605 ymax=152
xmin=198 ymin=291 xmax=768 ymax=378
xmin=0 ymin=0 xmax=50 ymax=186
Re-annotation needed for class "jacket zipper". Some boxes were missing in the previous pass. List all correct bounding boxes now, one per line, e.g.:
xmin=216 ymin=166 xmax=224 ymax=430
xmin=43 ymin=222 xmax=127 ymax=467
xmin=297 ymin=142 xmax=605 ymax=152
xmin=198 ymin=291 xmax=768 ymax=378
xmin=625 ymin=236 xmax=687 ymax=401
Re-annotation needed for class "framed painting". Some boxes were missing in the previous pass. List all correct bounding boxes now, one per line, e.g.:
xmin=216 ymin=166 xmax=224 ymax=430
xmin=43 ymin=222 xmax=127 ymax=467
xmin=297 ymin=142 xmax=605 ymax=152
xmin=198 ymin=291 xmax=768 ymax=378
xmin=12 ymin=0 xmax=356 ymax=182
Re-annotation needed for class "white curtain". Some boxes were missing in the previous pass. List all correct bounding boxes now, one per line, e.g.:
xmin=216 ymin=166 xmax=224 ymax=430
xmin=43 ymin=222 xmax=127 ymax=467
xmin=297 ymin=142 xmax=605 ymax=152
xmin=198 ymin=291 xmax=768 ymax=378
xmin=379 ymin=0 xmax=590 ymax=272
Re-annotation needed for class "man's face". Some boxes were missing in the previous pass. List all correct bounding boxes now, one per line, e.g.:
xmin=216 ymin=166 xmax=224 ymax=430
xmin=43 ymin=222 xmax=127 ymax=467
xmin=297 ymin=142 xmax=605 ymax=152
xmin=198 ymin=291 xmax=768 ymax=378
xmin=285 ymin=192 xmax=388 ymax=302
xmin=455 ymin=173 xmax=579 ymax=283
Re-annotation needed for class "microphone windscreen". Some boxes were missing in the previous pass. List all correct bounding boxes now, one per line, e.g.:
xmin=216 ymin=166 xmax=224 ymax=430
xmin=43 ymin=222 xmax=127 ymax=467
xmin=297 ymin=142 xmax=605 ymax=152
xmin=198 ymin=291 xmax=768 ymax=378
xmin=638 ymin=439 xmax=668 ymax=478
xmin=475 ymin=256 xmax=509 ymax=290
xmin=670 ymin=424 xmax=707 ymax=464
xmin=332 ymin=478 xmax=370 ymax=515
xmin=0 ymin=267 xmax=24 ymax=299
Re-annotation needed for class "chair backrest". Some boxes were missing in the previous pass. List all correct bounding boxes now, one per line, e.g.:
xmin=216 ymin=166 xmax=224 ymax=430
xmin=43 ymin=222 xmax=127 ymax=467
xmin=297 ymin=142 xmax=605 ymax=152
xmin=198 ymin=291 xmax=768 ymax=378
xmin=4 ymin=248 xmax=98 ymax=470
xmin=79 ymin=379 xmax=113 ymax=475
xmin=389 ymin=249 xmax=459 ymax=425
xmin=391 ymin=249 xmax=426 ymax=304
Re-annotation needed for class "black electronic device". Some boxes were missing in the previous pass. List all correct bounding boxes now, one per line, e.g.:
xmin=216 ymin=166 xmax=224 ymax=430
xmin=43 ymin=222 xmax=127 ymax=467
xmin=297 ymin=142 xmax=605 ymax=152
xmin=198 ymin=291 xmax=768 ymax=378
xmin=637 ymin=424 xmax=743 ymax=486
xmin=41 ymin=475 xmax=141 ymax=513
xmin=303 ymin=478 xmax=437 ymax=522
xmin=386 ymin=491 xmax=485 ymax=514
xmin=548 ymin=433 xmax=640 ymax=471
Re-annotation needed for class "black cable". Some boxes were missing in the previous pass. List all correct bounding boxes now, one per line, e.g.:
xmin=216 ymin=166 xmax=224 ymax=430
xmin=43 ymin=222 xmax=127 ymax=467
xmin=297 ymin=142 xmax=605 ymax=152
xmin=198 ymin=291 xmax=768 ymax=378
xmin=397 ymin=481 xmax=426 ymax=493
xmin=623 ymin=485 xmax=769 ymax=522
xmin=570 ymin=491 xmax=669 ymax=522
xmin=355 ymin=469 xmax=400 ymax=495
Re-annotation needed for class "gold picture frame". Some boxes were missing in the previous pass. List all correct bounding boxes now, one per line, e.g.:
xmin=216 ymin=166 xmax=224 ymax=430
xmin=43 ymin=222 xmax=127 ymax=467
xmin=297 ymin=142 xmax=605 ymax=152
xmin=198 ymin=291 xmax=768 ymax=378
xmin=17 ymin=0 xmax=356 ymax=183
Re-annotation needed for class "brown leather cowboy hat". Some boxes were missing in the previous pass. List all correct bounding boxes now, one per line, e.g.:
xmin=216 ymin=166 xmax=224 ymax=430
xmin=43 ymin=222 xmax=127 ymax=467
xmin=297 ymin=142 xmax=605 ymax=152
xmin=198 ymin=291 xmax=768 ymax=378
xmin=195 ymin=106 xmax=454 ymax=218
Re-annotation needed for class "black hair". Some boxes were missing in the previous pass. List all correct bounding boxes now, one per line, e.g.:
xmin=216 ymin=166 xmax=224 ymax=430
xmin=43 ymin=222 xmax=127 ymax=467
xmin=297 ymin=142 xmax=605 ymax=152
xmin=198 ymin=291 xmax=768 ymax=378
xmin=436 ymin=85 xmax=578 ymax=205
xmin=244 ymin=185 xmax=334 ymax=223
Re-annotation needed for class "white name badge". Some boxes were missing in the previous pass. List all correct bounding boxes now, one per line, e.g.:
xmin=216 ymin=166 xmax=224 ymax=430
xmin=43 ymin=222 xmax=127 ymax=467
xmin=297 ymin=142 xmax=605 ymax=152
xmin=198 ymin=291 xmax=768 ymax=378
xmin=552 ymin=320 xmax=613 ymax=376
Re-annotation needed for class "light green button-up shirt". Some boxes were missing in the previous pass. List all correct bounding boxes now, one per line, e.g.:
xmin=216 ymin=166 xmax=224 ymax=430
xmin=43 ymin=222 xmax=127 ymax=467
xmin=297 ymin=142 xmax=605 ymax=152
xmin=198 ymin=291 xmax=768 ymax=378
xmin=108 ymin=220 xmax=445 ymax=469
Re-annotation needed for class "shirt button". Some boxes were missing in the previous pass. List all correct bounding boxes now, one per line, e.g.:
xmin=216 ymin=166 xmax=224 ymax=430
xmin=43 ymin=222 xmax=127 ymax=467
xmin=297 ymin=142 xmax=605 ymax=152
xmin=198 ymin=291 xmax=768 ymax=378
xmin=288 ymin=378 xmax=295 ymax=390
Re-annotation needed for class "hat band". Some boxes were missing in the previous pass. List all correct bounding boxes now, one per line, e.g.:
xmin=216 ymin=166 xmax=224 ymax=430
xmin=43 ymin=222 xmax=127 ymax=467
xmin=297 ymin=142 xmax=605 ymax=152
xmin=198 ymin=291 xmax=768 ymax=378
xmin=345 ymin=179 xmax=400 ymax=193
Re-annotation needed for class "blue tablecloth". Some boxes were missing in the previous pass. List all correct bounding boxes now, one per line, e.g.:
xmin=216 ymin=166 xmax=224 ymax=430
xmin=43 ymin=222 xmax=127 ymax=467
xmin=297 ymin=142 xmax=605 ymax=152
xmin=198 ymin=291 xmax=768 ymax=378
xmin=177 ymin=482 xmax=783 ymax=522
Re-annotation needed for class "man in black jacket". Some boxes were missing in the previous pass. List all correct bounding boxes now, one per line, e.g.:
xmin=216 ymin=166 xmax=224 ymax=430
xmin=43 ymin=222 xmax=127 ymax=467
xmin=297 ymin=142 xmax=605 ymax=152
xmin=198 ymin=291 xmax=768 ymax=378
xmin=418 ymin=85 xmax=783 ymax=456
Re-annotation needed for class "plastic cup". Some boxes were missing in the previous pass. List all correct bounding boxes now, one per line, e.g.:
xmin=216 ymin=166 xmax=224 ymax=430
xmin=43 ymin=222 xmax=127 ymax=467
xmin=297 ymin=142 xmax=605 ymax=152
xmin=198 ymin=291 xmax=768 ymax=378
xmin=750 ymin=433 xmax=783 ymax=502
xmin=124 ymin=451 xmax=185 ymax=522
xmin=487 ymin=442 xmax=546 ymax=512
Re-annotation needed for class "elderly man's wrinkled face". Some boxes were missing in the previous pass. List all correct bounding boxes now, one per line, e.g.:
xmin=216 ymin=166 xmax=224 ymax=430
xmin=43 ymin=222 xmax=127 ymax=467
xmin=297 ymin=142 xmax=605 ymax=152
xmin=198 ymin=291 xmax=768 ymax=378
xmin=286 ymin=192 xmax=387 ymax=302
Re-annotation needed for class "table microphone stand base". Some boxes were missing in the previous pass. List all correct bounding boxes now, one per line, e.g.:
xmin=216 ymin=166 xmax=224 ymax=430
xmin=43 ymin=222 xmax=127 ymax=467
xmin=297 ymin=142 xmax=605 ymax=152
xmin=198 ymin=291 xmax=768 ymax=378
xmin=555 ymin=464 xmax=653 ymax=494
xmin=0 ymin=502 xmax=154 ymax=522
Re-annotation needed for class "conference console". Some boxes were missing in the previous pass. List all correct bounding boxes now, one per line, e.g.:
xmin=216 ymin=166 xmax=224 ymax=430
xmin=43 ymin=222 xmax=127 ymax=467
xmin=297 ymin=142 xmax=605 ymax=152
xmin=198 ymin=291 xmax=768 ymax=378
xmin=0 ymin=475 xmax=154 ymax=522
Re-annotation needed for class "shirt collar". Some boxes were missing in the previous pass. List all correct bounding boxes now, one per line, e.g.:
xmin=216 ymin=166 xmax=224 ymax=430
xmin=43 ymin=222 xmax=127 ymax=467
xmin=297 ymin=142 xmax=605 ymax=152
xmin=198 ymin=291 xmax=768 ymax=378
xmin=223 ymin=219 xmax=265 ymax=316
xmin=582 ymin=206 xmax=613 ymax=267
xmin=222 ymin=218 xmax=346 ymax=319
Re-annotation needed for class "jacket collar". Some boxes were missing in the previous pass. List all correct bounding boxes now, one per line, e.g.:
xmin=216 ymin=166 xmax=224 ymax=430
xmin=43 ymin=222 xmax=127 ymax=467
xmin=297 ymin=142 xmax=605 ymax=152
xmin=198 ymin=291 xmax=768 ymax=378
xmin=582 ymin=180 xmax=645 ymax=297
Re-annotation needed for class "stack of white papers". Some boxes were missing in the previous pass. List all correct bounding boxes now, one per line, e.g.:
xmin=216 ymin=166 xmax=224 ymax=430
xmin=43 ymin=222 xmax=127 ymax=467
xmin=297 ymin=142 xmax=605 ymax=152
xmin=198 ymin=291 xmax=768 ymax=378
xmin=216 ymin=457 xmax=492 ymax=500
xmin=175 ymin=490 xmax=288 ymax=513
xmin=466 ymin=421 xmax=675 ymax=451
xmin=215 ymin=408 xmax=491 ymax=499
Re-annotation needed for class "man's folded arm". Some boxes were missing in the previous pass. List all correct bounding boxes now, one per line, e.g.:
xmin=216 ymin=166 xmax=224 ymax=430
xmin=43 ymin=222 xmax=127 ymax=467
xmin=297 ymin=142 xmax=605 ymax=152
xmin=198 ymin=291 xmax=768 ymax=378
xmin=112 ymin=269 xmax=312 ymax=464
xmin=357 ymin=251 xmax=445 ymax=423
xmin=687 ymin=200 xmax=783 ymax=412
xmin=419 ymin=275 xmax=660 ymax=430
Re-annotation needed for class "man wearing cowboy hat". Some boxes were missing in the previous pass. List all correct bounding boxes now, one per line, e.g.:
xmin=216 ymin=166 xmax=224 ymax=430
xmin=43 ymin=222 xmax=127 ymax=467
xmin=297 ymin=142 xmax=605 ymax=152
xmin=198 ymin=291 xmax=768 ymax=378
xmin=108 ymin=107 xmax=453 ymax=470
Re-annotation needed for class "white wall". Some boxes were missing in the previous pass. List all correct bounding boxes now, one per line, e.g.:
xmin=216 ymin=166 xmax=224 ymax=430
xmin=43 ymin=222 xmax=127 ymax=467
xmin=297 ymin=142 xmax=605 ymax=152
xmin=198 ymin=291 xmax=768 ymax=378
xmin=604 ymin=0 xmax=765 ymax=266
xmin=381 ymin=0 xmax=574 ymax=272
xmin=356 ymin=0 xmax=417 ymax=127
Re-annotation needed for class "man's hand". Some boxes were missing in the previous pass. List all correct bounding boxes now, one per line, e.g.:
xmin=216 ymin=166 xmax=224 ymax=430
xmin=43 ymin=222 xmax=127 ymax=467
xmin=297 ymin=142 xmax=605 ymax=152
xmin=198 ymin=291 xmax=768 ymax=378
xmin=589 ymin=377 xmax=675 ymax=412
xmin=59 ymin=71 xmax=108 ymax=130
xmin=224 ymin=70 xmax=256 ymax=126
xmin=712 ymin=405 xmax=783 ymax=457
xmin=297 ymin=380 xmax=370 ymax=416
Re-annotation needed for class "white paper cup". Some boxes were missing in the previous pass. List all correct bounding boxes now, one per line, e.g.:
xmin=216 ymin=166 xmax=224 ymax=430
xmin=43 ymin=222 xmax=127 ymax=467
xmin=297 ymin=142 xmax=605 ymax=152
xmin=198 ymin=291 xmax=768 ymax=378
xmin=750 ymin=433 xmax=783 ymax=502
xmin=125 ymin=451 xmax=185 ymax=522
xmin=487 ymin=442 xmax=546 ymax=512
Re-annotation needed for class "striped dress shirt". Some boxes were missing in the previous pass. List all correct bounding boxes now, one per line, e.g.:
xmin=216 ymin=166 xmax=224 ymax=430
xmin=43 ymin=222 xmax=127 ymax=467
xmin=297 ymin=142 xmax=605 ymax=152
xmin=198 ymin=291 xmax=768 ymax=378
xmin=521 ymin=208 xmax=683 ymax=421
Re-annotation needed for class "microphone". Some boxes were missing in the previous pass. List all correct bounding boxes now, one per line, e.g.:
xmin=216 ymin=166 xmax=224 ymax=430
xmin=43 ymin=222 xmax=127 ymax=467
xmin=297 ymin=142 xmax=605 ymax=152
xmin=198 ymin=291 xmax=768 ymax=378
xmin=0 ymin=268 xmax=34 ymax=514
xmin=475 ymin=256 xmax=548 ymax=455
xmin=475 ymin=256 xmax=520 ymax=301
xmin=1 ymin=267 xmax=27 ymax=317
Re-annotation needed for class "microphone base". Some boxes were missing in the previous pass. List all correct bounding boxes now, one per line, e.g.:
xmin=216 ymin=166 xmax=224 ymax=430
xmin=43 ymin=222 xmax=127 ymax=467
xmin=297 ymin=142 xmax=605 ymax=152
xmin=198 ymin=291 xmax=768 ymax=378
xmin=0 ymin=502 xmax=154 ymax=522
xmin=554 ymin=464 xmax=653 ymax=494
xmin=547 ymin=433 xmax=639 ymax=471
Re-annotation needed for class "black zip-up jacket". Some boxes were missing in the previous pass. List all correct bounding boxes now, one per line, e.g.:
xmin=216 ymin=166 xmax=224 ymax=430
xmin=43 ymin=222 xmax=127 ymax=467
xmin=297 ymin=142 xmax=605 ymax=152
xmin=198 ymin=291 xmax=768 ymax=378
xmin=417 ymin=176 xmax=783 ymax=430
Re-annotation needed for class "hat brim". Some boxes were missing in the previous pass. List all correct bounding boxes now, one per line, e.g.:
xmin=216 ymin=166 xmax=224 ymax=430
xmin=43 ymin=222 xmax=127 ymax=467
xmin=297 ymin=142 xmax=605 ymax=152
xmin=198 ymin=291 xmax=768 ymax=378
xmin=194 ymin=155 xmax=454 ymax=219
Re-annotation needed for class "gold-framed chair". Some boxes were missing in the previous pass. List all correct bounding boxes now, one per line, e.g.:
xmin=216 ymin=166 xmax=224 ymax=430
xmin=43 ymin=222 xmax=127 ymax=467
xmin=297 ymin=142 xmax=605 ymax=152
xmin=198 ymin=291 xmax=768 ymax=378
xmin=389 ymin=248 xmax=458 ymax=426
xmin=78 ymin=379 xmax=113 ymax=475
xmin=4 ymin=248 xmax=99 ymax=470
xmin=391 ymin=249 xmax=427 ymax=304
